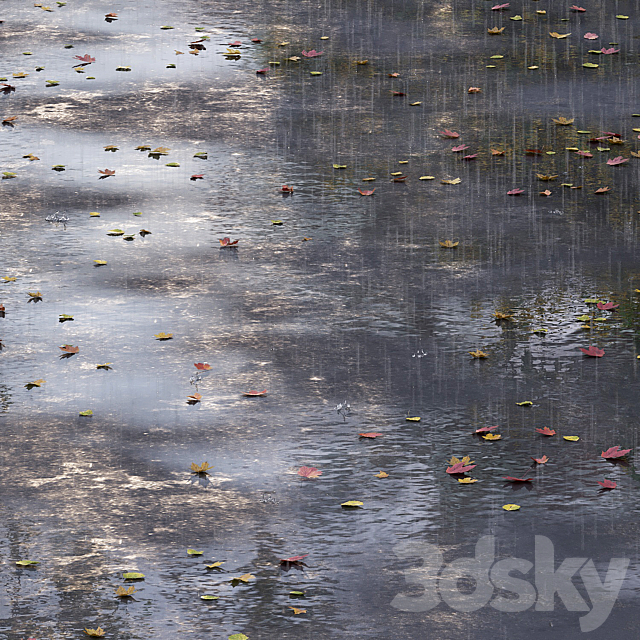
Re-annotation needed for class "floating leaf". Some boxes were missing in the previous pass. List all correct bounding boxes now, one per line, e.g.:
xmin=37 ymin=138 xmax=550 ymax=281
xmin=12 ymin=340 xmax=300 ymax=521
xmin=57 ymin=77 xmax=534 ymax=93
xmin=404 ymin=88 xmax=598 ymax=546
xmin=107 ymin=229 xmax=124 ymax=236
xmin=469 ymin=350 xmax=488 ymax=358
xmin=243 ymin=389 xmax=267 ymax=397
xmin=441 ymin=178 xmax=461 ymax=184
xmin=531 ymin=455 xmax=549 ymax=464
xmin=507 ymin=188 xmax=524 ymax=195
xmin=165 ymin=162 xmax=180 ymax=167
xmin=79 ymin=410 xmax=93 ymax=416
xmin=16 ymin=560 xmax=39 ymax=566
xmin=502 ymin=504 xmax=520 ymax=511
xmin=194 ymin=362 xmax=212 ymax=370
xmin=536 ymin=427 xmax=556 ymax=436
xmin=359 ymin=432 xmax=383 ymax=438
xmin=598 ymin=479 xmax=617 ymax=489
xmin=504 ymin=476 xmax=532 ymax=482
xmin=228 ymin=635 xmax=248 ymax=640
xmin=191 ymin=462 xmax=212 ymax=475
xmin=487 ymin=27 xmax=505 ymax=34
xmin=187 ymin=549 xmax=203 ymax=556
xmin=419 ymin=175 xmax=435 ymax=180
xmin=298 ymin=466 xmax=322 ymax=478
xmin=406 ymin=416 xmax=421 ymax=422
xmin=230 ymin=573 xmax=254 ymax=583
xmin=458 ymin=478 xmax=478 ymax=483
xmin=115 ymin=585 xmax=136 ymax=598
xmin=154 ymin=332 xmax=173 ymax=340
xmin=201 ymin=595 xmax=219 ymax=600
xmin=96 ymin=363 xmax=112 ymax=370
xmin=84 ymin=628 xmax=105 ymax=637
xmin=186 ymin=393 xmax=202 ymax=404
xmin=601 ymin=446 xmax=631 ymax=459
xmin=59 ymin=344 xmax=79 ymax=354
xmin=341 ymin=500 xmax=363 ymax=508
xmin=607 ymin=156 xmax=628 ymax=166
xmin=516 ymin=401 xmax=533 ymax=406
xmin=205 ymin=561 xmax=224 ymax=569
xmin=25 ymin=379 xmax=45 ymax=390
xmin=580 ymin=345 xmax=604 ymax=357
xmin=549 ymin=32 xmax=571 ymax=39
xmin=582 ymin=63 xmax=599 ymax=68
xmin=123 ymin=572 xmax=145 ymax=580
xmin=439 ymin=240 xmax=459 ymax=248
xmin=375 ymin=471 xmax=389 ymax=478
xmin=439 ymin=129 xmax=459 ymax=139
xmin=563 ymin=436 xmax=580 ymax=442
xmin=483 ymin=433 xmax=502 ymax=440
xmin=94 ymin=260 xmax=107 ymax=265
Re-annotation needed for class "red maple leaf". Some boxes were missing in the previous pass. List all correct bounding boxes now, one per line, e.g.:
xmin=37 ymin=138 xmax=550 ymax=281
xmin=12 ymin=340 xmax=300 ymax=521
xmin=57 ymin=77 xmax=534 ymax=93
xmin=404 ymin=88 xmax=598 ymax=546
xmin=598 ymin=479 xmax=616 ymax=489
xmin=597 ymin=301 xmax=619 ymax=311
xmin=280 ymin=554 xmax=308 ymax=564
xmin=228 ymin=41 xmax=242 ymax=46
xmin=446 ymin=462 xmax=476 ymax=474
xmin=570 ymin=5 xmax=586 ymax=12
xmin=440 ymin=129 xmax=459 ymax=139
xmin=301 ymin=49 xmax=323 ymax=57
xmin=507 ymin=188 xmax=524 ymax=195
xmin=504 ymin=476 xmax=532 ymax=482
xmin=391 ymin=91 xmax=405 ymax=96
xmin=536 ymin=427 xmax=556 ymax=436
xmin=256 ymin=68 xmax=269 ymax=74
xmin=74 ymin=54 xmax=95 ymax=63
xmin=452 ymin=144 xmax=469 ymax=152
xmin=474 ymin=425 xmax=498 ymax=434
xmin=601 ymin=446 xmax=631 ymax=459
xmin=219 ymin=237 xmax=239 ymax=247
xmin=280 ymin=185 xmax=294 ymax=192
xmin=59 ymin=344 xmax=79 ymax=353
xmin=251 ymin=38 xmax=262 ymax=43
xmin=607 ymin=156 xmax=628 ymax=166
xmin=359 ymin=432 xmax=383 ymax=438
xmin=601 ymin=47 xmax=619 ymax=55
xmin=358 ymin=188 xmax=375 ymax=196
xmin=243 ymin=389 xmax=267 ymax=397
xmin=580 ymin=346 xmax=605 ymax=357
xmin=298 ymin=466 xmax=322 ymax=478
xmin=98 ymin=168 xmax=115 ymax=178
xmin=194 ymin=363 xmax=212 ymax=370
xmin=463 ymin=154 xmax=478 ymax=160
xmin=583 ymin=33 xmax=598 ymax=40
xmin=577 ymin=151 xmax=593 ymax=158
xmin=190 ymin=174 xmax=204 ymax=181
xmin=491 ymin=3 xmax=510 ymax=10
xmin=531 ymin=455 xmax=549 ymax=464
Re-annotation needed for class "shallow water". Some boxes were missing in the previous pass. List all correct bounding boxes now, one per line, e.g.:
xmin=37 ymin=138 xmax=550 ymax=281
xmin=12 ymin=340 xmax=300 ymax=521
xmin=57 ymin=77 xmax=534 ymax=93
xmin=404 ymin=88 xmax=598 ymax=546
xmin=2 ymin=0 xmax=640 ymax=638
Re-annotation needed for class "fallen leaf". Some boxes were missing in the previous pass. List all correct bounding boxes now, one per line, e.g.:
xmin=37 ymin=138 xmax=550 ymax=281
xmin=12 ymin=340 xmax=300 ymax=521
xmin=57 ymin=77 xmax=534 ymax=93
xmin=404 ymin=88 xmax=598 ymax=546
xmin=598 ymin=479 xmax=617 ymax=489
xmin=446 ymin=457 xmax=476 ymax=474
xmin=487 ymin=26 xmax=505 ymax=34
xmin=502 ymin=504 xmax=520 ymax=511
xmin=584 ymin=33 xmax=598 ymax=40
xmin=333 ymin=164 xmax=346 ymax=169
xmin=516 ymin=401 xmax=533 ymax=406
xmin=84 ymin=628 xmax=104 ymax=637
xmin=491 ymin=149 xmax=504 ymax=155
xmin=191 ymin=462 xmax=212 ymax=475
xmin=98 ymin=168 xmax=115 ymax=178
xmin=607 ymin=156 xmax=628 ymax=166
xmin=419 ymin=175 xmax=435 ymax=180
xmin=469 ymin=350 xmax=488 ymax=358
xmin=439 ymin=129 xmax=459 ymax=139
xmin=280 ymin=185 xmax=294 ymax=193
xmin=468 ymin=87 xmax=481 ymax=93
xmin=79 ymin=410 xmax=93 ymax=416
xmin=458 ymin=477 xmax=478 ymax=483
xmin=494 ymin=311 xmax=513 ymax=320
xmin=341 ymin=500 xmax=363 ymax=508
xmin=25 ymin=379 xmax=45 ymax=390
xmin=27 ymin=291 xmax=42 ymax=301
xmin=194 ymin=363 xmax=212 ymax=370
xmin=580 ymin=345 xmax=604 ymax=357
xmin=549 ymin=32 xmax=571 ymax=39
xmin=59 ymin=344 xmax=79 ymax=354
xmin=441 ymin=178 xmax=461 ymax=184
xmin=537 ymin=174 xmax=558 ymax=181
xmin=219 ymin=237 xmax=239 ymax=247
xmin=504 ymin=476 xmax=532 ymax=482
xmin=187 ymin=549 xmax=203 ymax=556
xmin=359 ymin=432 xmax=383 ymax=438
xmin=563 ymin=436 xmax=580 ymax=442
xmin=474 ymin=426 xmax=498 ymax=434
xmin=375 ymin=471 xmax=389 ymax=478
xmin=358 ymin=188 xmax=375 ymax=196
xmin=190 ymin=174 xmax=204 ymax=180
xmin=570 ymin=5 xmax=586 ymax=11
xmin=115 ymin=586 xmax=136 ymax=598
xmin=507 ymin=188 xmax=524 ymax=195
xmin=483 ymin=433 xmax=502 ymax=440
xmin=536 ymin=427 xmax=556 ymax=436
xmin=201 ymin=595 xmax=219 ymax=600
xmin=531 ymin=455 xmax=549 ymax=464
xmin=491 ymin=3 xmax=510 ymax=10
xmin=439 ymin=240 xmax=459 ymax=248
xmin=280 ymin=554 xmax=308 ymax=564
xmin=452 ymin=144 xmax=469 ymax=152
xmin=597 ymin=301 xmax=618 ymax=310
xmin=94 ymin=259 xmax=107 ymax=265
xmin=16 ymin=559 xmax=39 ymax=566
xmin=186 ymin=393 xmax=202 ymax=404
xmin=405 ymin=416 xmax=421 ymax=421
xmin=298 ymin=466 xmax=322 ymax=478
xmin=594 ymin=187 xmax=610 ymax=194
xmin=243 ymin=389 xmax=267 ymax=397
xmin=388 ymin=72 xmax=400 ymax=77
xmin=540 ymin=190 xmax=552 ymax=196
xmin=96 ymin=363 xmax=112 ymax=370
xmin=154 ymin=332 xmax=173 ymax=340
xmin=290 ymin=607 xmax=306 ymax=614
xmin=301 ymin=49 xmax=322 ymax=57
xmin=601 ymin=47 xmax=619 ymax=54
xmin=601 ymin=446 xmax=631 ymax=459
xmin=392 ymin=175 xmax=407 ymax=182
xmin=206 ymin=561 xmax=224 ymax=569
xmin=123 ymin=571 xmax=145 ymax=580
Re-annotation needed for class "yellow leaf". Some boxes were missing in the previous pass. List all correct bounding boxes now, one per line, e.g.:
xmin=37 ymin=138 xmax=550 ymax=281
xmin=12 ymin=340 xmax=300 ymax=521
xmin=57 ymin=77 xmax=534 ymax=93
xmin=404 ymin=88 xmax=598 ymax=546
xmin=390 ymin=172 xmax=403 ymax=176
xmin=439 ymin=240 xmax=459 ymax=248
xmin=93 ymin=260 xmax=107 ymax=265
xmin=516 ymin=401 xmax=533 ymax=406
xmin=537 ymin=174 xmax=558 ymax=181
xmin=494 ymin=311 xmax=513 ymax=320
xmin=290 ymin=606 xmax=307 ymax=614
xmin=469 ymin=350 xmax=488 ymax=358
xmin=549 ymin=32 xmax=571 ymax=39
xmin=458 ymin=478 xmax=478 ymax=483
xmin=2 ymin=276 xmax=17 ymax=282
xmin=362 ymin=177 xmax=376 ymax=181
xmin=552 ymin=117 xmax=574 ymax=125
xmin=375 ymin=471 xmax=389 ymax=478
xmin=487 ymin=26 xmax=505 ymax=34
xmin=503 ymin=504 xmax=520 ymax=511
xmin=154 ymin=332 xmax=173 ymax=340
xmin=405 ymin=416 xmax=421 ymax=421
xmin=441 ymin=178 xmax=461 ymax=185
xmin=341 ymin=500 xmax=363 ymax=507
xmin=115 ymin=585 xmax=136 ymax=597
xmin=238 ymin=573 xmax=254 ymax=582
xmin=419 ymin=176 xmax=435 ymax=180
xmin=563 ymin=435 xmax=580 ymax=441
xmin=89 ymin=211 xmax=100 ymax=217
xmin=191 ymin=461 xmax=212 ymax=474
xmin=84 ymin=629 xmax=105 ymax=638
xmin=482 ymin=433 xmax=502 ymax=440
xmin=206 ymin=561 xmax=224 ymax=569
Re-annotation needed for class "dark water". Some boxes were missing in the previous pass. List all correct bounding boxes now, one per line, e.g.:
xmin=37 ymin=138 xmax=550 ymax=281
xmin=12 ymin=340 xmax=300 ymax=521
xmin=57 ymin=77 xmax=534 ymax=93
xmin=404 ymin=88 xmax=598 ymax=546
xmin=2 ymin=0 xmax=640 ymax=638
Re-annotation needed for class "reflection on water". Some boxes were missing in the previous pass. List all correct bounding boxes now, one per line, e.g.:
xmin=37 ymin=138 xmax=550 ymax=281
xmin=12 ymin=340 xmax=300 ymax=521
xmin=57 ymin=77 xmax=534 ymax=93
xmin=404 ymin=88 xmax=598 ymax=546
xmin=1 ymin=0 xmax=640 ymax=638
